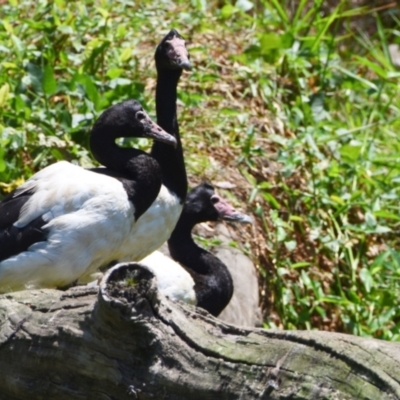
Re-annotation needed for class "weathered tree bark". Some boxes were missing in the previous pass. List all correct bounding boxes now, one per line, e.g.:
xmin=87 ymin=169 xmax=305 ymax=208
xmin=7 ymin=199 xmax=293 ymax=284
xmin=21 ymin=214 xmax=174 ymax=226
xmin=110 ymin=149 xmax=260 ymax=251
xmin=0 ymin=263 xmax=399 ymax=400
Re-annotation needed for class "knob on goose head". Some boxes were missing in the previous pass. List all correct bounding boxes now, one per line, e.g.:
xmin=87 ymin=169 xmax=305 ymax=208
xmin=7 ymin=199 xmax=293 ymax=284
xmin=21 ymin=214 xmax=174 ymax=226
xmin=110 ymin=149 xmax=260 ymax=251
xmin=155 ymin=29 xmax=191 ymax=71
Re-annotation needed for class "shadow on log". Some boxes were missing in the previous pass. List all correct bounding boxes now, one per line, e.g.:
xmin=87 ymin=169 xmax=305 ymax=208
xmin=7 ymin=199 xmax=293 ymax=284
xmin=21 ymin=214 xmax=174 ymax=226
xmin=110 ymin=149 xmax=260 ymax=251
xmin=0 ymin=262 xmax=399 ymax=400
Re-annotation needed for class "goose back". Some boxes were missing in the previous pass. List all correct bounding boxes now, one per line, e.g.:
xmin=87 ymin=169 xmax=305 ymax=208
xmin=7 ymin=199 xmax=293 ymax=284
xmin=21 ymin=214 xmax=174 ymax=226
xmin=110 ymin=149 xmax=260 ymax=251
xmin=0 ymin=100 xmax=174 ymax=291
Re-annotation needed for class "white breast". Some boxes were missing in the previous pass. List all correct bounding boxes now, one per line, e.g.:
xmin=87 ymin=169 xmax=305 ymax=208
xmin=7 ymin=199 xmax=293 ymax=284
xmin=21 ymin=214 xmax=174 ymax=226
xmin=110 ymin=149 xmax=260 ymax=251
xmin=116 ymin=185 xmax=183 ymax=263
xmin=139 ymin=251 xmax=196 ymax=304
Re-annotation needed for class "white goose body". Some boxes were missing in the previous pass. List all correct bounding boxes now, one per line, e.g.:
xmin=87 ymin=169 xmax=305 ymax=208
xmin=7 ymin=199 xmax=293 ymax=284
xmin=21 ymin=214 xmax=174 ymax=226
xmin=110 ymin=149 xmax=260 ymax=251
xmin=0 ymin=168 xmax=182 ymax=291
xmin=0 ymin=100 xmax=177 ymax=292
xmin=140 ymin=250 xmax=195 ymax=304
xmin=0 ymin=162 xmax=134 ymax=291
xmin=117 ymin=185 xmax=182 ymax=264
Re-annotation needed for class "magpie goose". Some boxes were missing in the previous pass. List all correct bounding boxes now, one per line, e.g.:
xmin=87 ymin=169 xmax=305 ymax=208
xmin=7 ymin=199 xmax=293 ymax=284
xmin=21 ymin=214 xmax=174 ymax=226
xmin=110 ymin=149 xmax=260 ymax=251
xmin=90 ymin=29 xmax=191 ymax=263
xmin=0 ymin=100 xmax=176 ymax=291
xmin=140 ymin=183 xmax=252 ymax=316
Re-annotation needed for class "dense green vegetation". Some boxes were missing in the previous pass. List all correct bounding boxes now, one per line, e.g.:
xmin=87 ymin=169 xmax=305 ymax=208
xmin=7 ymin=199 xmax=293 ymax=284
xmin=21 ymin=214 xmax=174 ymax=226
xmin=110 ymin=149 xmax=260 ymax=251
xmin=1 ymin=0 xmax=400 ymax=340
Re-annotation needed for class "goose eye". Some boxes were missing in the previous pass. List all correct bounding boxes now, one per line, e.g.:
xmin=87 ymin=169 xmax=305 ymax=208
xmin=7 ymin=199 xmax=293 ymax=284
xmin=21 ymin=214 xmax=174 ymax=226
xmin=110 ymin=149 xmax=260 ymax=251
xmin=210 ymin=196 xmax=219 ymax=204
xmin=136 ymin=111 xmax=146 ymax=120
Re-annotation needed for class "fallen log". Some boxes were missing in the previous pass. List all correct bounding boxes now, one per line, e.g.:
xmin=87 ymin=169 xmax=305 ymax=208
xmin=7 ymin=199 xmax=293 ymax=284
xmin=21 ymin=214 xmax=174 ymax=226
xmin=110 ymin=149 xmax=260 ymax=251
xmin=0 ymin=263 xmax=399 ymax=400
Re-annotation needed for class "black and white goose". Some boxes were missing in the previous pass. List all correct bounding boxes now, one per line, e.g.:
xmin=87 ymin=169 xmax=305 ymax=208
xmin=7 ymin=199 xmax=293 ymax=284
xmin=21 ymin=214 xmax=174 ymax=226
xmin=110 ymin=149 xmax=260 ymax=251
xmin=91 ymin=29 xmax=191 ymax=263
xmin=0 ymin=100 xmax=176 ymax=291
xmin=139 ymin=183 xmax=252 ymax=316
xmin=121 ymin=29 xmax=191 ymax=259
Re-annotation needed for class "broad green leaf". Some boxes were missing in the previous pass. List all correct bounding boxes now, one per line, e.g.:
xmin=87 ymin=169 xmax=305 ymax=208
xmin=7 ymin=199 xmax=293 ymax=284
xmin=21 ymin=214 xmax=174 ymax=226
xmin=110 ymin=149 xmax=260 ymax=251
xmin=116 ymin=25 xmax=127 ymax=38
xmin=1 ymin=62 xmax=17 ymax=69
xmin=276 ymin=226 xmax=287 ymax=242
xmin=365 ymin=212 xmax=376 ymax=228
xmin=0 ymin=83 xmax=10 ymax=107
xmin=42 ymin=65 xmax=57 ymax=96
xmin=0 ymin=148 xmax=5 ymax=172
xmin=95 ymin=7 xmax=109 ymax=19
xmin=373 ymin=211 xmax=400 ymax=221
xmin=340 ymin=144 xmax=361 ymax=162
xmin=347 ymin=290 xmax=360 ymax=304
xmin=258 ymin=181 xmax=271 ymax=189
xmin=107 ymin=67 xmax=124 ymax=79
xmin=220 ymin=4 xmax=236 ymax=18
xmin=374 ymin=225 xmax=392 ymax=234
xmin=119 ymin=47 xmax=132 ymax=62
xmin=2 ymin=20 xmax=13 ymax=34
xmin=259 ymin=33 xmax=282 ymax=53
xmin=11 ymin=34 xmax=24 ymax=55
xmin=359 ymin=268 xmax=374 ymax=293
xmin=75 ymin=74 xmax=99 ymax=109
xmin=330 ymin=195 xmax=345 ymax=205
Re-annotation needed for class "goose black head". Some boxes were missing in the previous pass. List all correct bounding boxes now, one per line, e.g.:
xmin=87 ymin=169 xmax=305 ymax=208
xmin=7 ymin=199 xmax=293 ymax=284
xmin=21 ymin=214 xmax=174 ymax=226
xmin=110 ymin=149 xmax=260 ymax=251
xmin=92 ymin=100 xmax=177 ymax=147
xmin=185 ymin=183 xmax=252 ymax=224
xmin=155 ymin=29 xmax=191 ymax=71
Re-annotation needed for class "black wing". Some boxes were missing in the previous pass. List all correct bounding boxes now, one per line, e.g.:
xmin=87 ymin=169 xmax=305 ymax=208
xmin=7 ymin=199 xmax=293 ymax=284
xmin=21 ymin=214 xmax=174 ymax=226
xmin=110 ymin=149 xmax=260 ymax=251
xmin=0 ymin=188 xmax=48 ymax=262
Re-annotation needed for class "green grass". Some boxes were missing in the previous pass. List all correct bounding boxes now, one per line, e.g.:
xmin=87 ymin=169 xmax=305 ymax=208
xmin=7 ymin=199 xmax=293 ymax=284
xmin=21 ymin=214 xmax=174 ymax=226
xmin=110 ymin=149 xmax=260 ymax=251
xmin=1 ymin=0 xmax=400 ymax=340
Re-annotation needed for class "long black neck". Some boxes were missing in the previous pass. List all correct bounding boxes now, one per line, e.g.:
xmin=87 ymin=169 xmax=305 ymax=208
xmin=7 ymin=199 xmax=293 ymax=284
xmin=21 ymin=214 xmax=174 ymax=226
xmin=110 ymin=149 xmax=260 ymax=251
xmin=90 ymin=130 xmax=162 ymax=220
xmin=151 ymin=67 xmax=187 ymax=202
xmin=168 ymin=218 xmax=233 ymax=316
